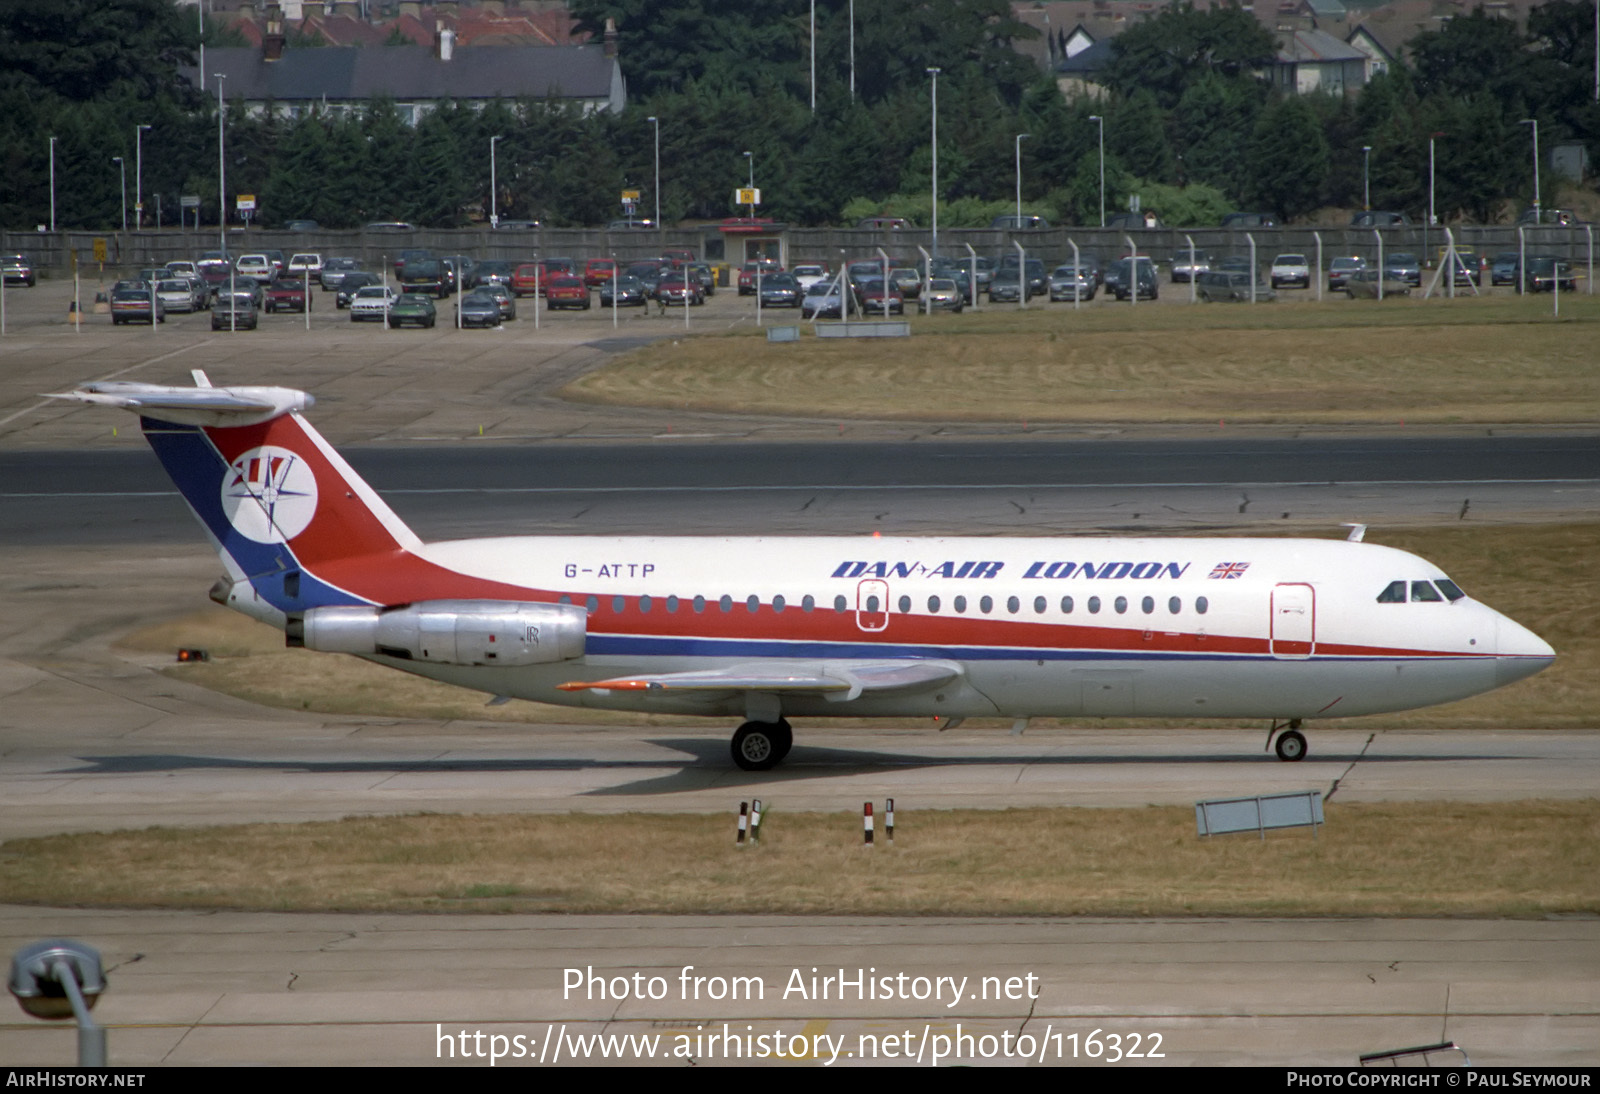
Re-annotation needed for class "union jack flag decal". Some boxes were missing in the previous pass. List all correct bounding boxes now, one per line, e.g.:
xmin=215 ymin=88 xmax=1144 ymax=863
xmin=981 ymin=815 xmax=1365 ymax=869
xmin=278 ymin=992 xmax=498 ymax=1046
xmin=1209 ymin=562 xmax=1250 ymax=579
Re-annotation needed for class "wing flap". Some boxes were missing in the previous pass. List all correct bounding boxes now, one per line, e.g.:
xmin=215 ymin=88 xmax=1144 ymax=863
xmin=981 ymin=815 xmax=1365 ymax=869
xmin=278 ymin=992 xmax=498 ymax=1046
xmin=560 ymin=659 xmax=962 ymax=700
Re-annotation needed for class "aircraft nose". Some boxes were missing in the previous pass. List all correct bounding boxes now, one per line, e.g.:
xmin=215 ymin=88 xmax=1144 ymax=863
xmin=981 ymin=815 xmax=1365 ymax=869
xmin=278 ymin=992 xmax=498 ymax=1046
xmin=1495 ymin=612 xmax=1556 ymax=688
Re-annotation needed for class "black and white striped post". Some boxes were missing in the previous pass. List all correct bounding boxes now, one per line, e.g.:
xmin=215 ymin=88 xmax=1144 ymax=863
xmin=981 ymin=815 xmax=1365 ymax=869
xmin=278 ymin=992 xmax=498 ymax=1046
xmin=736 ymin=801 xmax=749 ymax=847
xmin=886 ymin=798 xmax=895 ymax=845
xmin=750 ymin=798 xmax=764 ymax=844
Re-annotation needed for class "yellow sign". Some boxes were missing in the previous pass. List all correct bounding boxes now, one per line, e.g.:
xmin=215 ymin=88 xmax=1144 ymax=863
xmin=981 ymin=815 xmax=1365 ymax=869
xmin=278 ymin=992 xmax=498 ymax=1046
xmin=736 ymin=187 xmax=760 ymax=206
xmin=92 ymin=238 xmax=107 ymax=263
xmin=236 ymin=194 xmax=257 ymax=211
xmin=621 ymin=190 xmax=641 ymax=203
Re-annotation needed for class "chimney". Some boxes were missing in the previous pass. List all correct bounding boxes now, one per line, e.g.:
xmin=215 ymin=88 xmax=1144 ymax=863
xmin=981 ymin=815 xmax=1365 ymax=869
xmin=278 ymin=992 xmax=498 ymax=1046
xmin=331 ymin=0 xmax=359 ymax=17
xmin=438 ymin=26 xmax=455 ymax=60
xmin=303 ymin=1 xmax=324 ymax=18
xmin=437 ymin=0 xmax=459 ymax=21
xmin=603 ymin=16 xmax=618 ymax=58
xmin=399 ymin=1 xmax=421 ymax=19
xmin=264 ymin=4 xmax=286 ymax=59
xmin=240 ymin=1 xmax=258 ymax=21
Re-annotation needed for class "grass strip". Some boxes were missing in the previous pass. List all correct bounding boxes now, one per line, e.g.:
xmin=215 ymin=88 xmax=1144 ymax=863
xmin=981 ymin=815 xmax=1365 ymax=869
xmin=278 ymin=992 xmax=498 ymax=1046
xmin=2 ymin=802 xmax=1594 ymax=917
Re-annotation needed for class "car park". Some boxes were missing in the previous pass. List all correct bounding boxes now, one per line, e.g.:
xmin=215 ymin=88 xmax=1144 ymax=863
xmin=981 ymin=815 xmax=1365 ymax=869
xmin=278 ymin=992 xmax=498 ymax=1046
xmin=545 ymin=275 xmax=591 ymax=309
xmin=348 ymin=284 xmax=399 ymax=321
xmin=1048 ymin=264 xmax=1096 ymax=301
xmin=1327 ymin=256 xmax=1366 ymax=291
xmin=599 ymin=275 xmax=647 ymax=307
xmin=387 ymin=293 xmax=438 ymax=328
xmin=210 ymin=299 xmax=258 ymax=330
xmin=1269 ymin=253 xmax=1311 ymax=289
xmin=1197 ymin=270 xmax=1275 ymax=303
xmin=454 ymin=289 xmax=503 ymax=328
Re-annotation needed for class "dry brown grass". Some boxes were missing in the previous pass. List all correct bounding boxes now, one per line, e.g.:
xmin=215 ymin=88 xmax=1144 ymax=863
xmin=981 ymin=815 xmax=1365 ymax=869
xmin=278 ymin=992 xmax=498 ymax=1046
xmin=120 ymin=523 xmax=1597 ymax=730
xmin=563 ymin=296 xmax=1600 ymax=424
xmin=2 ymin=802 xmax=1593 ymax=916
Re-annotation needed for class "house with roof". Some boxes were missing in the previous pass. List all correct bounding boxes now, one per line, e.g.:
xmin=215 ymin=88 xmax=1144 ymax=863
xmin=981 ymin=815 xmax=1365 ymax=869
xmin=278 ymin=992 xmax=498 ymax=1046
xmin=1269 ymin=27 xmax=1371 ymax=95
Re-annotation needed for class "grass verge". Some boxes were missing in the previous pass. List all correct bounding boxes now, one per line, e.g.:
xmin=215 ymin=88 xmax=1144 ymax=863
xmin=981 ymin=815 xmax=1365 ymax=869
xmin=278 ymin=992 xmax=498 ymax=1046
xmin=2 ymin=802 xmax=1594 ymax=916
xmin=562 ymin=296 xmax=1600 ymax=424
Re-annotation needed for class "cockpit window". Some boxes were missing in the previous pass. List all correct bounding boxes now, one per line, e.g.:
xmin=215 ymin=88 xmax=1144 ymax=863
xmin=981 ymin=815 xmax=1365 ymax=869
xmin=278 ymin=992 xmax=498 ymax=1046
xmin=1435 ymin=579 xmax=1466 ymax=602
xmin=1411 ymin=581 xmax=1444 ymax=602
xmin=1377 ymin=580 xmax=1407 ymax=603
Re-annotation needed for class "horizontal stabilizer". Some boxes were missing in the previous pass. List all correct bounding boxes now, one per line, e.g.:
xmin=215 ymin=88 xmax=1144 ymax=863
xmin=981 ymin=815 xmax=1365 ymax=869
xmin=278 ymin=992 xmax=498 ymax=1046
xmin=46 ymin=380 xmax=313 ymax=427
xmin=560 ymin=658 xmax=962 ymax=701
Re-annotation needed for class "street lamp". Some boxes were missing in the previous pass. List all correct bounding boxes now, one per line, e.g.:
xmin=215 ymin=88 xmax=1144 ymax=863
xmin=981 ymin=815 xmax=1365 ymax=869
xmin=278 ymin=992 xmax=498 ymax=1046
xmin=112 ymin=156 xmax=126 ymax=231
xmin=48 ymin=136 xmax=56 ymax=233
xmin=1088 ymin=114 xmax=1105 ymax=228
xmin=647 ymin=115 xmax=660 ymax=229
xmin=489 ymin=134 xmax=502 ymax=227
xmin=928 ymin=67 xmax=940 ymax=256
xmin=1015 ymin=133 xmax=1030 ymax=226
xmin=1427 ymin=131 xmax=1444 ymax=262
xmin=742 ymin=149 xmax=754 ymax=218
xmin=1362 ymin=145 xmax=1371 ymax=211
xmin=1521 ymin=118 xmax=1541 ymax=224
xmin=215 ymin=73 xmax=227 ymax=256
xmin=809 ymin=0 xmax=816 ymax=112
xmin=135 ymin=124 xmax=151 ymax=231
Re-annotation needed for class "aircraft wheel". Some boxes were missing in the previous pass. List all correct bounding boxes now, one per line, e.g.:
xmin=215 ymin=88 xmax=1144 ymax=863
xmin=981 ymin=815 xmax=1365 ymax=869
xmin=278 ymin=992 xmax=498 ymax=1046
xmin=1275 ymin=729 xmax=1308 ymax=762
xmin=731 ymin=720 xmax=789 ymax=771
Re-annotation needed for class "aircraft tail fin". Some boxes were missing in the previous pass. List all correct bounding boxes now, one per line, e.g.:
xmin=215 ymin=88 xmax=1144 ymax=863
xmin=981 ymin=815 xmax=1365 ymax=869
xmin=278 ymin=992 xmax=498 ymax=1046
xmin=49 ymin=373 xmax=421 ymax=616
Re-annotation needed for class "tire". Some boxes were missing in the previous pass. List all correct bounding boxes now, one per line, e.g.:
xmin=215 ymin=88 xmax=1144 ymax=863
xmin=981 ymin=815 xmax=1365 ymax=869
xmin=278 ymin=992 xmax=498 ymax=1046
xmin=1275 ymin=729 xmax=1308 ymax=762
xmin=730 ymin=721 xmax=789 ymax=771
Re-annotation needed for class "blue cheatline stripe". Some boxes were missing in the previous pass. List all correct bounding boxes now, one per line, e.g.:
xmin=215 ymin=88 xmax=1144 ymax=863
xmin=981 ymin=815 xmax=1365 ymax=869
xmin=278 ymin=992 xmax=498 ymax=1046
xmin=582 ymin=633 xmax=1476 ymax=664
xmin=141 ymin=418 xmax=369 ymax=614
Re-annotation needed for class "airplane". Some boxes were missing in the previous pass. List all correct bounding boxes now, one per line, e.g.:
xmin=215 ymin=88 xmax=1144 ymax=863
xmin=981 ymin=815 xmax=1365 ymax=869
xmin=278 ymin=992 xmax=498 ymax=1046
xmin=52 ymin=372 xmax=1555 ymax=771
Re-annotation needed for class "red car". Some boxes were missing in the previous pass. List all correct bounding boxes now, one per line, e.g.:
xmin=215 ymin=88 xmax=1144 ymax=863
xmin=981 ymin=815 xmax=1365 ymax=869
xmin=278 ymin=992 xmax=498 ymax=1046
xmin=545 ymin=275 xmax=591 ymax=310
xmin=583 ymin=259 xmax=617 ymax=287
xmin=738 ymin=261 xmax=782 ymax=295
xmin=511 ymin=263 xmax=545 ymax=297
xmin=264 ymin=281 xmax=311 ymax=313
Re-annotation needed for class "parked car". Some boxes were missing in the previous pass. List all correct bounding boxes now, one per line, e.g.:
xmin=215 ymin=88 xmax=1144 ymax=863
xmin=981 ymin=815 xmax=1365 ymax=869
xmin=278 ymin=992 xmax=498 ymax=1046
xmin=235 ymin=254 xmax=276 ymax=281
xmin=110 ymin=287 xmax=165 ymax=324
xmin=1343 ymin=268 xmax=1410 ymax=298
xmin=454 ymin=289 xmax=503 ymax=328
xmin=687 ymin=262 xmax=716 ymax=296
xmin=477 ymin=283 xmax=516 ymax=321
xmin=1327 ymin=256 xmax=1367 ymax=292
xmin=1490 ymin=252 xmax=1522 ymax=287
xmin=1437 ymin=247 xmax=1482 ymax=287
xmin=282 ymin=219 xmax=320 ymax=232
xmin=599 ymin=275 xmax=647 ymax=307
xmin=265 ymin=280 xmax=311 ymax=313
xmin=1105 ymin=257 xmax=1159 ymax=301
xmin=758 ymin=273 xmax=803 ymax=307
xmin=922 ymin=278 xmax=964 ymax=313
xmin=320 ymin=257 xmax=363 ymax=290
xmin=583 ymin=259 xmax=618 ymax=287
xmin=287 ymin=254 xmax=323 ymax=279
xmin=738 ymin=261 xmax=782 ymax=295
xmin=1350 ymin=211 xmax=1412 ymax=228
xmin=856 ymin=277 xmax=904 ymax=315
xmin=364 ymin=221 xmax=416 ymax=232
xmin=3 ymin=254 xmax=37 ymax=286
xmin=394 ymin=248 xmax=434 ymax=279
xmin=210 ymin=299 xmax=258 ymax=330
xmin=1169 ymin=249 xmax=1212 ymax=283
xmin=492 ymin=219 xmax=541 ymax=231
xmin=801 ymin=280 xmax=845 ymax=319
xmin=545 ymin=275 xmax=591 ymax=310
xmin=1382 ymin=252 xmax=1422 ymax=287
xmin=1220 ymin=212 xmax=1277 ymax=229
xmin=348 ymin=284 xmax=399 ymax=321
xmin=155 ymin=278 xmax=204 ymax=314
xmin=605 ymin=218 xmax=655 ymax=230
xmin=856 ymin=216 xmax=912 ymax=230
xmin=387 ymin=293 xmax=438 ymax=328
xmin=1197 ymin=270 xmax=1276 ymax=303
xmin=1520 ymin=256 xmax=1578 ymax=293
xmin=656 ymin=274 xmax=704 ymax=307
xmin=791 ymin=264 xmax=830 ymax=290
xmin=399 ymin=258 xmax=447 ymax=298
xmin=440 ymin=255 xmax=476 ymax=294
xmin=1048 ymin=264 xmax=1096 ymax=301
xmin=1269 ymin=254 xmax=1311 ymax=289
xmin=472 ymin=260 xmax=518 ymax=290
xmin=336 ymin=272 xmax=384 ymax=309
xmin=511 ymin=263 xmax=545 ymax=297
xmin=989 ymin=214 xmax=1049 ymax=230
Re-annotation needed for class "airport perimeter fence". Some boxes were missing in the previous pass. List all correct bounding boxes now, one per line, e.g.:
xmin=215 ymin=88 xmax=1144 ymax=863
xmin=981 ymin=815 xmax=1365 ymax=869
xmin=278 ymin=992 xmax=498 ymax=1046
xmin=6 ymin=223 xmax=1597 ymax=279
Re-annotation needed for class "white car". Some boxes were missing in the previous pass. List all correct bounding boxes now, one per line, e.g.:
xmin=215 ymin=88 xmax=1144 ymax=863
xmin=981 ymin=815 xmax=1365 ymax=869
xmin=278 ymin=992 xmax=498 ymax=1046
xmin=791 ymin=264 xmax=829 ymax=290
xmin=236 ymin=254 xmax=275 ymax=280
xmin=287 ymin=253 xmax=324 ymax=279
xmin=1270 ymin=253 xmax=1311 ymax=289
xmin=348 ymin=284 xmax=399 ymax=322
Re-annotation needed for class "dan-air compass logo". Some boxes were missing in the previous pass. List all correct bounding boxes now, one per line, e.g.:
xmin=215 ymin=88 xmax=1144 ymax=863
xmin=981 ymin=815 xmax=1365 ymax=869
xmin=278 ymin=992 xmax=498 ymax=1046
xmin=220 ymin=446 xmax=318 ymax=543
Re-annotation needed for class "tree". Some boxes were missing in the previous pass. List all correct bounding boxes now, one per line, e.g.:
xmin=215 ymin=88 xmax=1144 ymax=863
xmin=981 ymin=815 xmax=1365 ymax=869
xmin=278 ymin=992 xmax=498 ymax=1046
xmin=1101 ymin=4 xmax=1276 ymax=111
xmin=1245 ymin=95 xmax=1329 ymax=220
xmin=1174 ymin=72 xmax=1262 ymax=198
xmin=0 ymin=0 xmax=196 ymax=104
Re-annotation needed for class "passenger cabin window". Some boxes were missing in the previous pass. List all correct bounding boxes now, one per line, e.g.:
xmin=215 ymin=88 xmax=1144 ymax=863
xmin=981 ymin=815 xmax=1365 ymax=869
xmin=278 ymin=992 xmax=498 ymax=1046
xmin=802 ymin=595 xmax=815 ymax=612
xmin=1377 ymin=580 xmax=1407 ymax=603
xmin=834 ymin=595 xmax=847 ymax=612
xmin=720 ymin=595 xmax=733 ymax=613
xmin=928 ymin=595 xmax=941 ymax=613
xmin=1411 ymin=581 xmax=1444 ymax=602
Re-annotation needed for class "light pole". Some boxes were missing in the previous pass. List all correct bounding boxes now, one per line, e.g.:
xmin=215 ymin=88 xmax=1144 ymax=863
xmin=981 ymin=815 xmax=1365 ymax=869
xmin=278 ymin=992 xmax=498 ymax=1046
xmin=1088 ymin=114 xmax=1105 ymax=228
xmin=1015 ymin=133 xmax=1030 ymax=226
xmin=48 ymin=136 xmax=56 ymax=233
xmin=215 ymin=73 xmax=227 ymax=256
xmin=647 ymin=115 xmax=660 ymax=229
xmin=1362 ymin=145 xmax=1371 ymax=211
xmin=135 ymin=124 xmax=150 ymax=231
xmin=809 ymin=0 xmax=816 ymax=112
xmin=112 ymin=156 xmax=126 ymax=231
xmin=489 ymin=134 xmax=502 ymax=226
xmin=742 ymin=149 xmax=753 ymax=218
xmin=849 ymin=0 xmax=855 ymax=99
xmin=1427 ymin=131 xmax=1443 ymax=264
xmin=1521 ymin=118 xmax=1541 ymax=224
xmin=928 ymin=67 xmax=940 ymax=256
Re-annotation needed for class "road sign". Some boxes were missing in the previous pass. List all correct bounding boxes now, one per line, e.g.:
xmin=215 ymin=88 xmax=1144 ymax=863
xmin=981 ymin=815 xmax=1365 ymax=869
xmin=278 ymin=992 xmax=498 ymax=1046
xmin=736 ymin=187 xmax=760 ymax=206
xmin=621 ymin=189 xmax=641 ymax=203
xmin=180 ymin=195 xmax=199 ymax=208
xmin=236 ymin=194 xmax=257 ymax=211
xmin=92 ymin=238 xmax=107 ymax=263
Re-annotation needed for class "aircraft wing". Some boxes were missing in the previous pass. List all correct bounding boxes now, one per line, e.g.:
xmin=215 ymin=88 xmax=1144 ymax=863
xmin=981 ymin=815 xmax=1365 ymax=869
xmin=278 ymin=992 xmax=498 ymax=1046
xmin=559 ymin=659 xmax=962 ymax=701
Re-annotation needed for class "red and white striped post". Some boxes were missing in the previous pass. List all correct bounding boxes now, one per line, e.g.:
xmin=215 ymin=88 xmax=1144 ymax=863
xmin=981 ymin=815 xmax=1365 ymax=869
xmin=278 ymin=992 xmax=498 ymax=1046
xmin=863 ymin=802 xmax=874 ymax=847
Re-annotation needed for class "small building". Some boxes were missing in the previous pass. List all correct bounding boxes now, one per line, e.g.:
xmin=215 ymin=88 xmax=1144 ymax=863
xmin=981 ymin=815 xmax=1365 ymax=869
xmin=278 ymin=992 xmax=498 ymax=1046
xmin=1270 ymin=27 xmax=1370 ymax=96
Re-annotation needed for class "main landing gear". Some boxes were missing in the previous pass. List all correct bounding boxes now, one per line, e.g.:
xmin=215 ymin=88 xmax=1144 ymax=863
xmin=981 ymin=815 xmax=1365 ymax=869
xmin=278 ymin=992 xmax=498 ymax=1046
xmin=1269 ymin=718 xmax=1308 ymax=762
xmin=730 ymin=719 xmax=794 ymax=771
